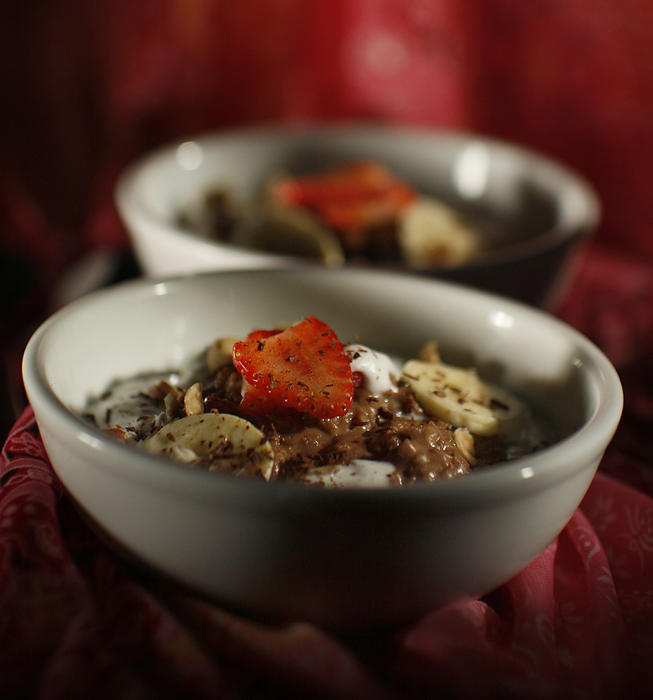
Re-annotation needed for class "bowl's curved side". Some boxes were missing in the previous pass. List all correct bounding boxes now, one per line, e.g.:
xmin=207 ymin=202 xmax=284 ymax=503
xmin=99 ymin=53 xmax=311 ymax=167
xmin=22 ymin=269 xmax=622 ymax=628
xmin=115 ymin=125 xmax=600 ymax=305
xmin=27 ymin=385 xmax=604 ymax=628
xmin=116 ymin=163 xmax=293 ymax=277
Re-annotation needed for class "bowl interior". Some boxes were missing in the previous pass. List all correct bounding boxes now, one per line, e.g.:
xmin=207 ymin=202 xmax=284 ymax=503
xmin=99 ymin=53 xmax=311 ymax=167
xmin=35 ymin=268 xmax=612 ymax=453
xmin=120 ymin=125 xmax=599 ymax=262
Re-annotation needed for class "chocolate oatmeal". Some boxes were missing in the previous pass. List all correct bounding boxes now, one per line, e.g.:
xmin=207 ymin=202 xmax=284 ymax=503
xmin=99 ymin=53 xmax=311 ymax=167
xmin=83 ymin=317 xmax=544 ymax=487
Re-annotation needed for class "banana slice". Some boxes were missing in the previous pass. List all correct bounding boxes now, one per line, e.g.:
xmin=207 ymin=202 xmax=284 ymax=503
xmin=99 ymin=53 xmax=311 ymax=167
xmin=232 ymin=205 xmax=345 ymax=266
xmin=397 ymin=197 xmax=480 ymax=267
xmin=206 ymin=336 xmax=240 ymax=372
xmin=142 ymin=413 xmax=274 ymax=480
xmin=402 ymin=359 xmax=526 ymax=437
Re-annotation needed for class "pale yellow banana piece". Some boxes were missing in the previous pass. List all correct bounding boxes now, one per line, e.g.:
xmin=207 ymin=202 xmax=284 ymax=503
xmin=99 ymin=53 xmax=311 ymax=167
xmin=398 ymin=197 xmax=479 ymax=267
xmin=206 ymin=337 xmax=240 ymax=372
xmin=402 ymin=359 xmax=526 ymax=437
xmin=233 ymin=203 xmax=345 ymax=266
xmin=143 ymin=413 xmax=274 ymax=480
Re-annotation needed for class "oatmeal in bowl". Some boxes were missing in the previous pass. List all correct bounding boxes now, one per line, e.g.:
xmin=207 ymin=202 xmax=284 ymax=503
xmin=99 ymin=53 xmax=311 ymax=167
xmin=85 ymin=316 xmax=545 ymax=487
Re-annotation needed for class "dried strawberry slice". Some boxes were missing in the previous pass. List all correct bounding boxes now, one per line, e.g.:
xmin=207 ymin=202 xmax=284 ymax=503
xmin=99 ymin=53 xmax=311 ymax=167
xmin=232 ymin=317 xmax=353 ymax=418
xmin=271 ymin=160 xmax=417 ymax=235
xmin=246 ymin=328 xmax=282 ymax=341
xmin=318 ymin=183 xmax=417 ymax=233
xmin=272 ymin=161 xmax=396 ymax=207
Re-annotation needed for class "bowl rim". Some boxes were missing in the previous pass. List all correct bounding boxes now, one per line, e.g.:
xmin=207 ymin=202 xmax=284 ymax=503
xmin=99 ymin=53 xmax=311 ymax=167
xmin=115 ymin=122 xmax=602 ymax=272
xmin=22 ymin=267 xmax=622 ymax=512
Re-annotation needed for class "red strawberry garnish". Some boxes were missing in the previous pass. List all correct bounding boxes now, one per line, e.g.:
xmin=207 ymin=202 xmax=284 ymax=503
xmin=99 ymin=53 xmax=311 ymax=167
xmin=271 ymin=160 xmax=417 ymax=235
xmin=272 ymin=161 xmax=395 ymax=207
xmin=246 ymin=328 xmax=282 ymax=341
xmin=232 ymin=317 xmax=353 ymax=418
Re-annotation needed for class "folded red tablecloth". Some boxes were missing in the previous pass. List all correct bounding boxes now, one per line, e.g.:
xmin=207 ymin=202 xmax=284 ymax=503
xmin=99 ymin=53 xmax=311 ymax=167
xmin=1 ymin=404 xmax=651 ymax=700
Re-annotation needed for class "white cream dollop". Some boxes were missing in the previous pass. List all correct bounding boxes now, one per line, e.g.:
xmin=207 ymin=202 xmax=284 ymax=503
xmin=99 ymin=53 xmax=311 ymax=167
xmin=302 ymin=459 xmax=396 ymax=488
xmin=345 ymin=344 xmax=401 ymax=395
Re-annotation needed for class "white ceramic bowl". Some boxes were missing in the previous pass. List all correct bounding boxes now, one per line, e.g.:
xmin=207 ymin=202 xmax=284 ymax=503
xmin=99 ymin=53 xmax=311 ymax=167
xmin=116 ymin=124 xmax=600 ymax=307
xmin=23 ymin=269 xmax=621 ymax=628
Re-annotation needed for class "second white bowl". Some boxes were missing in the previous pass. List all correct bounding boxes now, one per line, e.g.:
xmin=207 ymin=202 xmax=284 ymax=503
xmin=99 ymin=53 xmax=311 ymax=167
xmin=116 ymin=125 xmax=600 ymax=307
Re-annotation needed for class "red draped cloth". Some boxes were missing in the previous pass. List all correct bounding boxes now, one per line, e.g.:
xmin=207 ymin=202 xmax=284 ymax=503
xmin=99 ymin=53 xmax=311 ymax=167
xmin=2 ymin=1 xmax=653 ymax=697
xmin=2 ymin=405 xmax=652 ymax=699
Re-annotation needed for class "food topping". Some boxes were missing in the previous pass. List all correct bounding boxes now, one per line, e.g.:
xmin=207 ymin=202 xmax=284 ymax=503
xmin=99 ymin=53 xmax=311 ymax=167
xmin=232 ymin=317 xmax=354 ymax=419
xmin=401 ymin=359 xmax=527 ymax=437
xmin=345 ymin=344 xmax=401 ymax=395
xmin=302 ymin=460 xmax=398 ymax=488
xmin=143 ymin=413 xmax=275 ymax=480
xmin=271 ymin=161 xmax=417 ymax=232
xmin=269 ymin=161 xmax=417 ymax=258
xmin=183 ymin=382 xmax=204 ymax=416
xmin=190 ymin=159 xmax=482 ymax=267
xmin=397 ymin=197 xmax=480 ymax=267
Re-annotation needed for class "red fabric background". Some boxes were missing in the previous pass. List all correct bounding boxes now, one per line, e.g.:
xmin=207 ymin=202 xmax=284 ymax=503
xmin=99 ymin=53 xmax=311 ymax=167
xmin=3 ymin=0 xmax=653 ymax=262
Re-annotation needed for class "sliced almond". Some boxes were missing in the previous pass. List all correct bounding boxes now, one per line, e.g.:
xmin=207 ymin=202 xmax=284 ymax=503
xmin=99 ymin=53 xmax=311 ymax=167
xmin=163 ymin=387 xmax=185 ymax=418
xmin=149 ymin=380 xmax=176 ymax=400
xmin=184 ymin=382 xmax=204 ymax=416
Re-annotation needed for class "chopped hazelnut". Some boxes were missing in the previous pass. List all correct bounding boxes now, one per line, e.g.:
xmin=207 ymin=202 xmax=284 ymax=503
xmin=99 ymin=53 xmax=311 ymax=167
xmin=149 ymin=380 xmax=175 ymax=400
xmin=454 ymin=427 xmax=476 ymax=464
xmin=163 ymin=387 xmax=185 ymax=418
xmin=184 ymin=382 xmax=204 ymax=416
xmin=104 ymin=427 xmax=137 ymax=442
xmin=417 ymin=340 xmax=440 ymax=364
